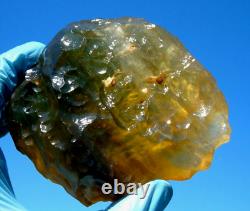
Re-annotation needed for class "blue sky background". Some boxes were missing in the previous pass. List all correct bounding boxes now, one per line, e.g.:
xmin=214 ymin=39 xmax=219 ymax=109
xmin=0 ymin=0 xmax=249 ymax=210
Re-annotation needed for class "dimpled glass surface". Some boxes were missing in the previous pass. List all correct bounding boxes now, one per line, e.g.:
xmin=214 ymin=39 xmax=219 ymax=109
xmin=7 ymin=18 xmax=231 ymax=206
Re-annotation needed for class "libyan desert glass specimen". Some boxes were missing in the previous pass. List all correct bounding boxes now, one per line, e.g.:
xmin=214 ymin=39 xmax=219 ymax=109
xmin=7 ymin=18 xmax=230 ymax=205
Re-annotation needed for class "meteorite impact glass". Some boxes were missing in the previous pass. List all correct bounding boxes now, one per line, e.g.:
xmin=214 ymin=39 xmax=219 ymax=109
xmin=7 ymin=18 xmax=230 ymax=206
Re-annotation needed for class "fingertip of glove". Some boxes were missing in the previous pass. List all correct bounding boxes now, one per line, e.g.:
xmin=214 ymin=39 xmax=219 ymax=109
xmin=12 ymin=41 xmax=46 ymax=69
xmin=1 ymin=41 xmax=46 ymax=65
xmin=149 ymin=179 xmax=172 ymax=188
xmin=22 ymin=41 xmax=45 ymax=49
xmin=149 ymin=179 xmax=173 ymax=199
xmin=19 ymin=41 xmax=46 ymax=56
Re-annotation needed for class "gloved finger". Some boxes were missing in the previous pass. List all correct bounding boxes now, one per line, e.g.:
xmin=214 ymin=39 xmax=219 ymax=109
xmin=0 ymin=41 xmax=45 ymax=98
xmin=106 ymin=180 xmax=173 ymax=211
xmin=0 ymin=42 xmax=45 ymax=137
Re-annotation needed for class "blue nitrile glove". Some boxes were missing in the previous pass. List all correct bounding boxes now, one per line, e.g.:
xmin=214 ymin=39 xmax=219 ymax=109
xmin=0 ymin=148 xmax=27 ymax=211
xmin=0 ymin=42 xmax=45 ymax=137
xmin=0 ymin=43 xmax=173 ymax=211
xmin=105 ymin=180 xmax=173 ymax=211
xmin=0 ymin=42 xmax=45 ymax=211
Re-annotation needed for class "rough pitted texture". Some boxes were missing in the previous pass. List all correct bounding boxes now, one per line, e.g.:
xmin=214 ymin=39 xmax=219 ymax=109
xmin=7 ymin=18 xmax=230 ymax=206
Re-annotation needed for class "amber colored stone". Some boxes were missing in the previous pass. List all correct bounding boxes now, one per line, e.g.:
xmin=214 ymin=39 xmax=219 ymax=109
xmin=7 ymin=18 xmax=231 ymax=206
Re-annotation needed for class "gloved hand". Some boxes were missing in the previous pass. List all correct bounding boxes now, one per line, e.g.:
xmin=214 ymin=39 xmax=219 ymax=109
xmin=0 ymin=43 xmax=173 ymax=211
xmin=0 ymin=42 xmax=45 ymax=211
xmin=0 ymin=42 xmax=45 ymax=137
